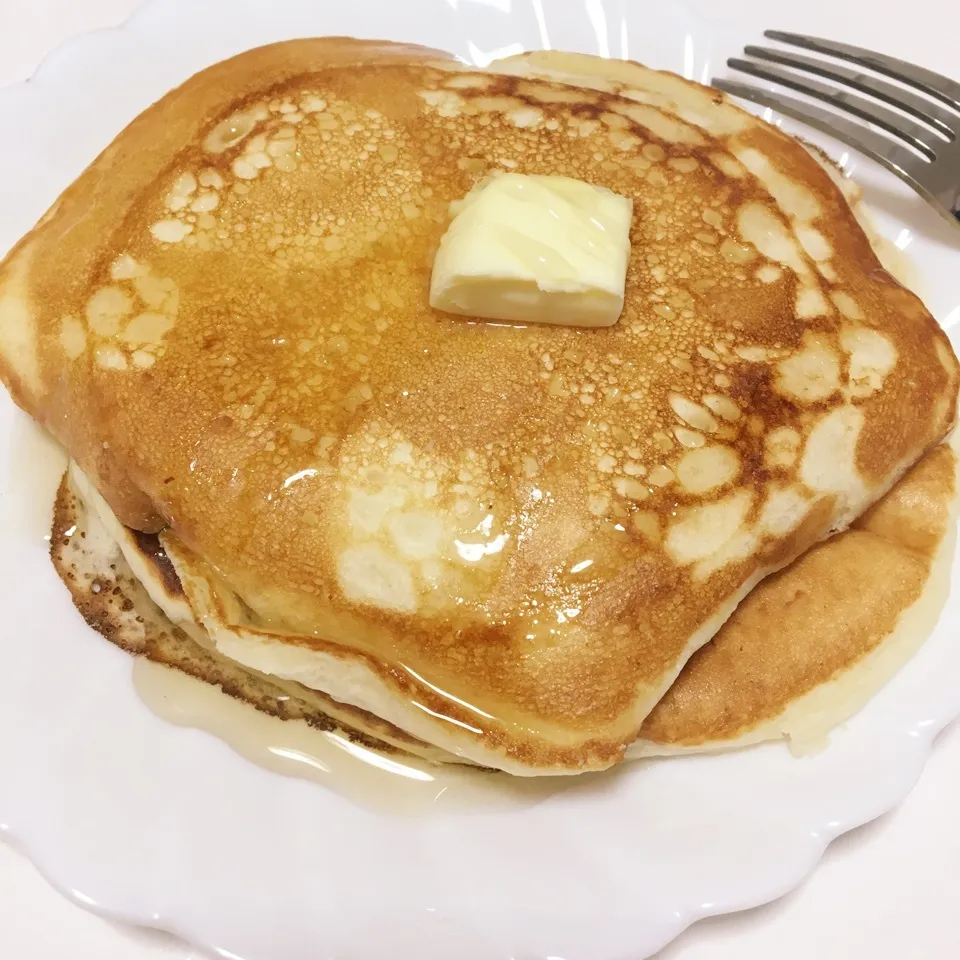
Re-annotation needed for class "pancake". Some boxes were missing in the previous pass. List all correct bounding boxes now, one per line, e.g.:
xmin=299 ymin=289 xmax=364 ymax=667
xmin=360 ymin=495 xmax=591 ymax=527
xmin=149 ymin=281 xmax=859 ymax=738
xmin=1 ymin=39 xmax=957 ymax=774
xmin=635 ymin=439 xmax=959 ymax=755
xmin=52 ymin=439 xmax=957 ymax=770
xmin=50 ymin=470 xmax=411 ymax=760
xmin=501 ymin=51 xmax=960 ymax=756
xmin=60 ymin=460 xmax=464 ymax=765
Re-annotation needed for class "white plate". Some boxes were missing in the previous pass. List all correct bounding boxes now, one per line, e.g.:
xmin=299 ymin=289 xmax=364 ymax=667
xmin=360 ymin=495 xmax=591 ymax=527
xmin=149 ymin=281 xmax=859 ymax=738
xmin=0 ymin=2 xmax=958 ymax=958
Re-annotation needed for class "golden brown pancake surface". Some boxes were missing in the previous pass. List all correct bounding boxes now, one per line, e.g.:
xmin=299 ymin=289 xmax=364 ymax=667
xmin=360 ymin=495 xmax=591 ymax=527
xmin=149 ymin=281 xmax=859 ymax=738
xmin=636 ymin=442 xmax=958 ymax=751
xmin=1 ymin=38 xmax=957 ymax=773
xmin=52 ymin=440 xmax=958 ymax=769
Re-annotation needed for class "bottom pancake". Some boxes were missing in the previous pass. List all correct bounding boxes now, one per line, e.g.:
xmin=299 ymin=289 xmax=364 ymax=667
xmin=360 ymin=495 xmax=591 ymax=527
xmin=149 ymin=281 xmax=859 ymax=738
xmin=633 ymin=439 xmax=958 ymax=756
xmin=51 ymin=439 xmax=958 ymax=773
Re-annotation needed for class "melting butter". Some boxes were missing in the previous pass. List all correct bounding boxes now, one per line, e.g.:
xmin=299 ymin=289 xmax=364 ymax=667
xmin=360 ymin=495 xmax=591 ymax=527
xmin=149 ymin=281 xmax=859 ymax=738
xmin=430 ymin=172 xmax=633 ymax=328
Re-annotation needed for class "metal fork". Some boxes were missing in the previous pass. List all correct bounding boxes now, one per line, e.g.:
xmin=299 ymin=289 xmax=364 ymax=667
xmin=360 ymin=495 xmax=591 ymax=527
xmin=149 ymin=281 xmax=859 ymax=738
xmin=712 ymin=30 xmax=960 ymax=230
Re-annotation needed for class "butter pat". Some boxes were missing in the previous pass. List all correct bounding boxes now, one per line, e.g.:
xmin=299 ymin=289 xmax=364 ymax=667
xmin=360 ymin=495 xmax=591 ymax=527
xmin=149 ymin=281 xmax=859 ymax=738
xmin=429 ymin=173 xmax=633 ymax=328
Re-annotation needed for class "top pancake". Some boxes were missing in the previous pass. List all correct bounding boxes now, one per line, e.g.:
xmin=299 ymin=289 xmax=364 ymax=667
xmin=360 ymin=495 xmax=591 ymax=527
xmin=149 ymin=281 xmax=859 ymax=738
xmin=0 ymin=38 xmax=956 ymax=774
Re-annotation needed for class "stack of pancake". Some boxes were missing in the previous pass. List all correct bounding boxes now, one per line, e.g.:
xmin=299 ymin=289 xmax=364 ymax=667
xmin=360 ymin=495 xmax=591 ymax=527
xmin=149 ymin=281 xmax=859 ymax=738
xmin=1 ymin=39 xmax=957 ymax=775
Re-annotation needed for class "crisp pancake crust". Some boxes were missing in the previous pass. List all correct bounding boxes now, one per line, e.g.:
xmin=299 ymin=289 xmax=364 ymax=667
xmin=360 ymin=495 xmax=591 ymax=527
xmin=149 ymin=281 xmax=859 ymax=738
xmin=1 ymin=39 xmax=957 ymax=773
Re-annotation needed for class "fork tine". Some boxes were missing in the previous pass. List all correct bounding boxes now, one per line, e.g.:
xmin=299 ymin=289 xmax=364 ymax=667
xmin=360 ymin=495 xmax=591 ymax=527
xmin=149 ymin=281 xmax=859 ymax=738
xmin=727 ymin=58 xmax=938 ymax=159
xmin=712 ymin=78 xmax=929 ymax=188
xmin=764 ymin=30 xmax=960 ymax=110
xmin=743 ymin=46 xmax=956 ymax=142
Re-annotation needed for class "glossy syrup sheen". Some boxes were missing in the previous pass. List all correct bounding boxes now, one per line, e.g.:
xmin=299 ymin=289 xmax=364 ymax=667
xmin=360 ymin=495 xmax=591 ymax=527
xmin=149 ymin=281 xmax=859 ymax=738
xmin=22 ymin=409 xmax=585 ymax=813
xmin=5 ymin=40 xmax=957 ymax=774
xmin=132 ymin=657 xmax=581 ymax=815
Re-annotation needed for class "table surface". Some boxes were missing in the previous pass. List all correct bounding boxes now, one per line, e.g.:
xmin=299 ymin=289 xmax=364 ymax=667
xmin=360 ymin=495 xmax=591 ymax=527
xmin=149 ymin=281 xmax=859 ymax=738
xmin=2 ymin=1 xmax=959 ymax=958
